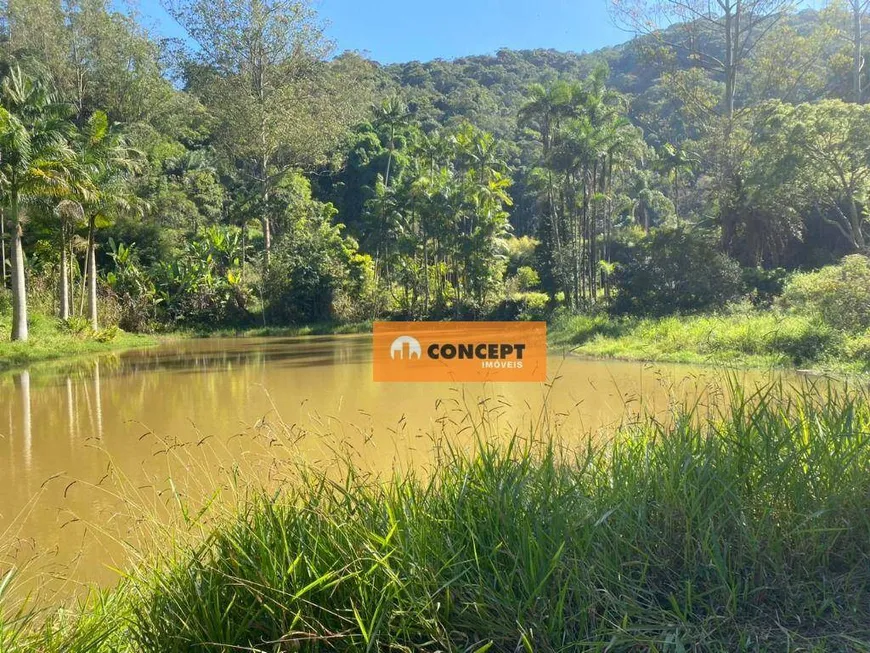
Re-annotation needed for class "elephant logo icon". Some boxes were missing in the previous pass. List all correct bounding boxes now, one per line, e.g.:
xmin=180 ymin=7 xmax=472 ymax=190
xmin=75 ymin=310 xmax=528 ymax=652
xmin=390 ymin=335 xmax=422 ymax=360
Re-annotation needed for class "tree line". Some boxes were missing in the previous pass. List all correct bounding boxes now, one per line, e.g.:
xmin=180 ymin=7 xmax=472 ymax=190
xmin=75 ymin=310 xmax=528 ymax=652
xmin=2 ymin=0 xmax=870 ymax=341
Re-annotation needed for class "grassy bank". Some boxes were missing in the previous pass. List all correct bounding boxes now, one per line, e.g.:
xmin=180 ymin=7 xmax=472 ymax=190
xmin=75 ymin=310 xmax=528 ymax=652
xmin=3 ymin=381 xmax=870 ymax=651
xmin=550 ymin=308 xmax=870 ymax=374
xmin=0 ymin=311 xmax=159 ymax=372
xmin=4 ymin=305 xmax=865 ymax=377
xmin=0 ymin=307 xmax=369 ymax=372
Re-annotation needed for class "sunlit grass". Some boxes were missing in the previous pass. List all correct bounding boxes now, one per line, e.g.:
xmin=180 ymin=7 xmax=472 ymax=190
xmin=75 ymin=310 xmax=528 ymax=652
xmin=2 ymin=379 xmax=869 ymax=651
xmin=551 ymin=309 xmax=856 ymax=373
xmin=0 ymin=310 xmax=158 ymax=372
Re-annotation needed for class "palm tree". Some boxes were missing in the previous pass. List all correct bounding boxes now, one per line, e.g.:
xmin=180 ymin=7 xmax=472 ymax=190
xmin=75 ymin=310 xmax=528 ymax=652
xmin=371 ymin=98 xmax=411 ymax=287
xmin=373 ymin=97 xmax=411 ymax=190
xmin=54 ymin=199 xmax=85 ymax=320
xmin=0 ymin=67 xmax=76 ymax=341
xmin=522 ymin=71 xmax=643 ymax=308
xmin=655 ymin=143 xmax=698 ymax=220
xmin=0 ymin=211 xmax=6 ymax=288
xmin=628 ymin=171 xmax=673 ymax=233
xmin=519 ymin=81 xmax=585 ymax=306
xmin=74 ymin=111 xmax=142 ymax=330
xmin=518 ymin=81 xmax=581 ymax=156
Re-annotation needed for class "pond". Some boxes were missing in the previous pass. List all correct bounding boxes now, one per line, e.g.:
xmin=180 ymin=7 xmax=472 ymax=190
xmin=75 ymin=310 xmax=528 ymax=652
xmin=0 ymin=335 xmax=788 ymax=599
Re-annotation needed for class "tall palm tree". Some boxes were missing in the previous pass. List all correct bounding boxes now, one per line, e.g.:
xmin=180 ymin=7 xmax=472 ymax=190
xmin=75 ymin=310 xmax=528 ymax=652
xmin=74 ymin=110 xmax=142 ymax=330
xmin=0 ymin=67 xmax=76 ymax=341
xmin=371 ymin=98 xmax=411 ymax=287
xmin=655 ymin=143 xmax=698 ymax=220
xmin=54 ymin=199 xmax=85 ymax=320
xmin=373 ymin=97 xmax=411 ymax=190
xmin=522 ymin=71 xmax=643 ymax=308
xmin=1 ymin=210 xmax=6 ymax=288
xmin=518 ymin=81 xmax=581 ymax=156
xmin=519 ymin=81 xmax=585 ymax=306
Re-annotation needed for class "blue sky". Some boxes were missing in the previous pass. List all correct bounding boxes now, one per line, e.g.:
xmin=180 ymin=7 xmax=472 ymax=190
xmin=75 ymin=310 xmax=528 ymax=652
xmin=126 ymin=0 xmax=628 ymax=63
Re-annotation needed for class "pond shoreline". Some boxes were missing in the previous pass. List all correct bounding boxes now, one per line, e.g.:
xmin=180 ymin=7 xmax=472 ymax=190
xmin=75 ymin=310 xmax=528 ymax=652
xmin=0 ymin=330 xmax=162 ymax=373
xmin=549 ymin=311 xmax=869 ymax=378
xmin=2 ymin=313 xmax=863 ymax=379
xmin=0 ymin=319 xmax=377 ymax=374
xmin=562 ymin=348 xmax=852 ymax=380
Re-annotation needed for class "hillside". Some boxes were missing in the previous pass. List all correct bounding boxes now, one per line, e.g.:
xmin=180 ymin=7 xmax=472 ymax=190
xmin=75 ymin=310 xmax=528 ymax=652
xmin=379 ymin=8 xmax=833 ymax=128
xmin=360 ymin=7 xmax=840 ymax=235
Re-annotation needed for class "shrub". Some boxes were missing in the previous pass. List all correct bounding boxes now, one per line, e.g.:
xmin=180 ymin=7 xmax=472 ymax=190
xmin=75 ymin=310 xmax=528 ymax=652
xmin=265 ymin=217 xmax=371 ymax=325
xmin=612 ymin=227 xmax=742 ymax=316
xmin=489 ymin=291 xmax=549 ymax=321
xmin=94 ymin=325 xmax=119 ymax=343
xmin=741 ymin=266 xmax=788 ymax=306
xmin=156 ymin=226 xmax=251 ymax=327
xmin=503 ymin=265 xmax=542 ymax=298
xmin=513 ymin=266 xmax=540 ymax=291
xmin=781 ymin=255 xmax=870 ymax=332
xmin=844 ymin=330 xmax=870 ymax=368
xmin=107 ymin=240 xmax=161 ymax=332
xmin=501 ymin=235 xmax=539 ymax=275
xmin=332 ymin=252 xmax=381 ymax=322
xmin=61 ymin=316 xmax=94 ymax=336
xmin=768 ymin=318 xmax=837 ymax=365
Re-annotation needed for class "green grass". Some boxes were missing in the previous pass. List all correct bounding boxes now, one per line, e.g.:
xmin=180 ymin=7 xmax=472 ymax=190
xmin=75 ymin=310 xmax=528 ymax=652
xmin=0 ymin=306 xmax=368 ymax=372
xmin=3 ymin=302 xmax=862 ymax=377
xmin=549 ymin=309 xmax=864 ymax=374
xmin=0 ymin=310 xmax=159 ymax=372
xmin=3 ymin=381 xmax=870 ymax=651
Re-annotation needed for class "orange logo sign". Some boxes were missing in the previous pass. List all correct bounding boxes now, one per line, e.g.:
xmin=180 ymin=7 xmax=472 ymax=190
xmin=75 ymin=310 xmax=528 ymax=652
xmin=373 ymin=322 xmax=547 ymax=382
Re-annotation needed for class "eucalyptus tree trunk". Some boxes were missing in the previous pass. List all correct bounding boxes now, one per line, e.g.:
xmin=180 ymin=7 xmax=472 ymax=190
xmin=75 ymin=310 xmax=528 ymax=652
xmin=261 ymin=213 xmax=271 ymax=269
xmin=724 ymin=4 xmax=737 ymax=120
xmin=9 ymin=198 xmax=28 ymax=341
xmin=260 ymin=159 xmax=271 ymax=270
xmin=854 ymin=1 xmax=864 ymax=103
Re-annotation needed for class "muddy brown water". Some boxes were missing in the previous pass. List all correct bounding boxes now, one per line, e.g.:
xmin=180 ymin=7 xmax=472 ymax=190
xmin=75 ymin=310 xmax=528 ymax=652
xmin=0 ymin=335 xmax=791 ymax=601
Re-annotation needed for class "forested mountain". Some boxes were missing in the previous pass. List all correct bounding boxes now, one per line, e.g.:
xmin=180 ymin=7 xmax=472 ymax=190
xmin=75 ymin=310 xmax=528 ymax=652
xmin=361 ymin=8 xmax=850 ymax=236
xmin=1 ymin=0 xmax=869 ymax=338
xmin=379 ymin=8 xmax=840 ymax=128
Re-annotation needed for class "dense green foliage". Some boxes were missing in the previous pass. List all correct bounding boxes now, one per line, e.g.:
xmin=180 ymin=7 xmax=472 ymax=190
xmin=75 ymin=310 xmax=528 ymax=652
xmin=5 ymin=4 xmax=870 ymax=648
xmin=611 ymin=227 xmax=742 ymax=316
xmin=1 ymin=0 xmax=870 ymax=367
xmin=550 ymin=254 xmax=870 ymax=372
xmin=2 ymin=382 xmax=870 ymax=650
xmin=781 ymin=254 xmax=870 ymax=332
xmin=558 ymin=310 xmax=839 ymax=368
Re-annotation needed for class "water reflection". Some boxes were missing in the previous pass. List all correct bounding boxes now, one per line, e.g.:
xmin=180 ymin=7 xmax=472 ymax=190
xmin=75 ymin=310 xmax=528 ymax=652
xmin=65 ymin=376 xmax=74 ymax=443
xmin=93 ymin=360 xmax=103 ymax=440
xmin=0 ymin=334 xmax=791 ymax=599
xmin=101 ymin=336 xmax=371 ymax=377
xmin=15 ymin=370 xmax=33 ymax=472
